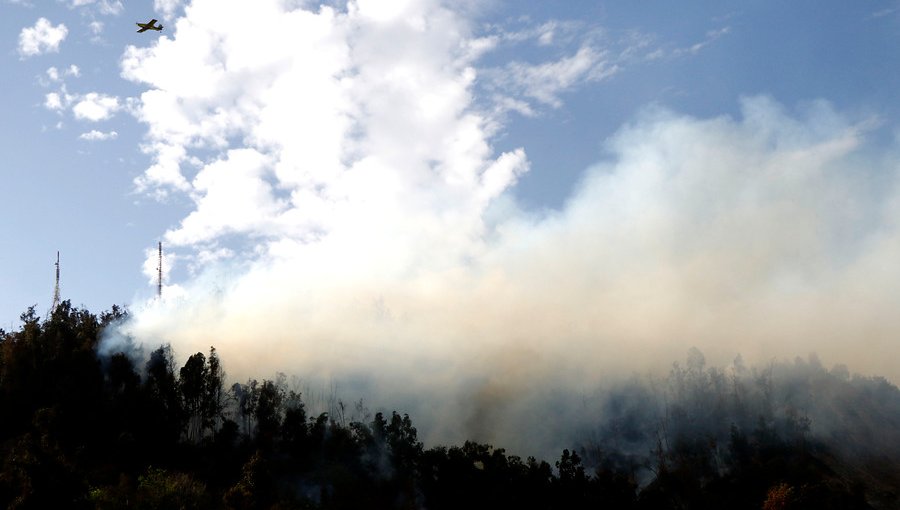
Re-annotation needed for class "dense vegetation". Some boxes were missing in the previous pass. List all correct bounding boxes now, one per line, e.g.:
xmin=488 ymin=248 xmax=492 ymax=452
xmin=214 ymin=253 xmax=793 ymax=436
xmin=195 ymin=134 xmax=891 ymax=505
xmin=0 ymin=301 xmax=897 ymax=508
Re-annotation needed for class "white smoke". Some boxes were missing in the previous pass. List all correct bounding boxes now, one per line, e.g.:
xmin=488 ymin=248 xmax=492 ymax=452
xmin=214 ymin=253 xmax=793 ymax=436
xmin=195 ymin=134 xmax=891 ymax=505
xmin=116 ymin=0 xmax=900 ymax=454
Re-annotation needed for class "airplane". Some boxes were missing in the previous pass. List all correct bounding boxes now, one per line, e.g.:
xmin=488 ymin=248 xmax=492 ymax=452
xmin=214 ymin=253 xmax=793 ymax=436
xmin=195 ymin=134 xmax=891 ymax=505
xmin=136 ymin=19 xmax=163 ymax=33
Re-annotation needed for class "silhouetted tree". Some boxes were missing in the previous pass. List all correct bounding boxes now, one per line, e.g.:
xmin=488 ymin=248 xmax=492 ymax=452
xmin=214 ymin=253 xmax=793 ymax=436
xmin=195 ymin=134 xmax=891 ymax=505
xmin=281 ymin=390 xmax=309 ymax=459
xmin=254 ymin=380 xmax=284 ymax=448
xmin=144 ymin=345 xmax=184 ymax=450
xmin=204 ymin=346 xmax=226 ymax=435
xmin=232 ymin=379 xmax=259 ymax=437
xmin=181 ymin=352 xmax=209 ymax=441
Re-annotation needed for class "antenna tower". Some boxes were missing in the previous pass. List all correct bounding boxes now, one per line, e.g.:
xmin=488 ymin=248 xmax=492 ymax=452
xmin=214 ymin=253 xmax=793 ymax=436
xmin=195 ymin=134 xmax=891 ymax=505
xmin=157 ymin=242 xmax=163 ymax=298
xmin=51 ymin=251 xmax=61 ymax=312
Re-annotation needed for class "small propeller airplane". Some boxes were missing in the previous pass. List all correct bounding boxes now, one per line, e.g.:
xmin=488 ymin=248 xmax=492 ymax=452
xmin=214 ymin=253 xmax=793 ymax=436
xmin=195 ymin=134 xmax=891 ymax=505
xmin=136 ymin=19 xmax=163 ymax=33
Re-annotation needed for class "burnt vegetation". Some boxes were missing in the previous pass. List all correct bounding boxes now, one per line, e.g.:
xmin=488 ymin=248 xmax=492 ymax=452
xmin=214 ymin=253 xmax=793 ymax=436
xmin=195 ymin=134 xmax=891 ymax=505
xmin=1 ymin=302 xmax=898 ymax=509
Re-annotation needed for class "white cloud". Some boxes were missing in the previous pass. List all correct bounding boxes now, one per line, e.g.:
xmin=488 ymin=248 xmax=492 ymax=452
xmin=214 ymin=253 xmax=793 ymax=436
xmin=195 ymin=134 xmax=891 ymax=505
xmin=79 ymin=129 xmax=118 ymax=141
xmin=122 ymin=0 xmax=526 ymax=241
xmin=154 ymin=0 xmax=185 ymax=20
xmin=167 ymin=149 xmax=288 ymax=245
xmin=89 ymin=21 xmax=104 ymax=35
xmin=479 ymin=20 xmax=727 ymax=116
xmin=675 ymin=26 xmax=731 ymax=56
xmin=99 ymin=0 xmax=122 ymax=15
xmin=478 ymin=22 xmax=654 ymax=115
xmin=18 ymin=18 xmax=68 ymax=58
xmin=43 ymin=84 xmax=76 ymax=112
xmin=72 ymin=92 xmax=121 ymax=121
xmin=490 ymin=19 xmax=583 ymax=46
xmin=538 ymin=26 xmax=555 ymax=45
xmin=45 ymin=65 xmax=80 ymax=82
xmin=44 ymin=92 xmax=63 ymax=110
xmin=872 ymin=7 xmax=900 ymax=18
xmin=491 ymin=45 xmax=617 ymax=108
xmin=68 ymin=0 xmax=123 ymax=15
xmin=647 ymin=25 xmax=731 ymax=61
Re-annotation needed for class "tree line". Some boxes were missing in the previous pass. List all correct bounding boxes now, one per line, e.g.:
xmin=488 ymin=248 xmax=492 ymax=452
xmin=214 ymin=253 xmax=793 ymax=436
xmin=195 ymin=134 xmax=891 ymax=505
xmin=0 ymin=301 xmax=895 ymax=508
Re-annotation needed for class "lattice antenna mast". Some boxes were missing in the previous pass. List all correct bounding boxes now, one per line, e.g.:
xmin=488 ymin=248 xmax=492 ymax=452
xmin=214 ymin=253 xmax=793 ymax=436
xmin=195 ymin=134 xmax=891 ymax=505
xmin=157 ymin=242 xmax=163 ymax=298
xmin=51 ymin=251 xmax=61 ymax=312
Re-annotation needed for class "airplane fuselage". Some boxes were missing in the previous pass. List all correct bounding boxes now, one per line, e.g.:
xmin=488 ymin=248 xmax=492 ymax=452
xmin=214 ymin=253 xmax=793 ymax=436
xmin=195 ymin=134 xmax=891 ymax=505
xmin=136 ymin=19 xmax=163 ymax=33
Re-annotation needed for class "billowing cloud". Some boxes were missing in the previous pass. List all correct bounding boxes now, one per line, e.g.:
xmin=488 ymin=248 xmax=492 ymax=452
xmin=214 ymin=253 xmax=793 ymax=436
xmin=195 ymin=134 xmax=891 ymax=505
xmin=115 ymin=0 xmax=900 ymax=454
xmin=18 ymin=18 xmax=68 ymax=58
xmin=72 ymin=92 xmax=120 ymax=121
xmin=122 ymin=0 xmax=526 ymax=231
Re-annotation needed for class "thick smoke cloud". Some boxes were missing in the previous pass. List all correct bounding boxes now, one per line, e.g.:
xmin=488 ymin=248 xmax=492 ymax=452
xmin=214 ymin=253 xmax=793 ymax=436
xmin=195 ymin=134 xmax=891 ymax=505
xmin=115 ymin=0 xmax=900 ymax=455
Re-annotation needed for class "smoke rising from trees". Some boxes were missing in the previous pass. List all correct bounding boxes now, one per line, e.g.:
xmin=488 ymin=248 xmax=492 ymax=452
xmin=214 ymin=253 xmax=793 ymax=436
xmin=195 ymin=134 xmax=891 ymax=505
xmin=111 ymin=96 xmax=900 ymax=453
xmin=108 ymin=0 xmax=900 ymax=461
xmin=3 ymin=305 xmax=898 ymax=508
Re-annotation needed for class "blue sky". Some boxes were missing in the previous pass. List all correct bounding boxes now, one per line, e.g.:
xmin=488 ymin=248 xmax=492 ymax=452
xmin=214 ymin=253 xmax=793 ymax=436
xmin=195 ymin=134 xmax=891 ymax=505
xmin=4 ymin=0 xmax=900 ymax=390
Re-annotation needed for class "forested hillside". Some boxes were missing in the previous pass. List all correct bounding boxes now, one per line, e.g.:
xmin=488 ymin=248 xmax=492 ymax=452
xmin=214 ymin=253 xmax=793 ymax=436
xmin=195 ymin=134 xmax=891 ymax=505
xmin=1 ymin=302 xmax=897 ymax=509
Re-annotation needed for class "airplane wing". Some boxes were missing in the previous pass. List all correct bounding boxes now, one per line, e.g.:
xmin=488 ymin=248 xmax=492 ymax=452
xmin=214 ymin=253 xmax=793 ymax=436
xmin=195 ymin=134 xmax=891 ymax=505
xmin=136 ymin=19 xmax=158 ymax=33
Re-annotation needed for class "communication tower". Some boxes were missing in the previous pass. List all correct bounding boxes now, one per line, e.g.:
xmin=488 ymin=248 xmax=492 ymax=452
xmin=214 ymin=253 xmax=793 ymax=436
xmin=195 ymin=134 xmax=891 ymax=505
xmin=50 ymin=251 xmax=60 ymax=313
xmin=157 ymin=242 xmax=163 ymax=298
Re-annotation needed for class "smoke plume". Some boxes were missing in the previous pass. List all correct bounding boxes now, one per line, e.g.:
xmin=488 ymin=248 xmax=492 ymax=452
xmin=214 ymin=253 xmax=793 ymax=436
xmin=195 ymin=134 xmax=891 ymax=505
xmin=112 ymin=0 xmax=900 ymax=455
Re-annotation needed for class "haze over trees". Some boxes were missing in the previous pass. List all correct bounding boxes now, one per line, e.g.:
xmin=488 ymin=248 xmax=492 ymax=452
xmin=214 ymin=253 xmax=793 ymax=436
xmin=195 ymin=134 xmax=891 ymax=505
xmin=1 ymin=302 xmax=898 ymax=508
